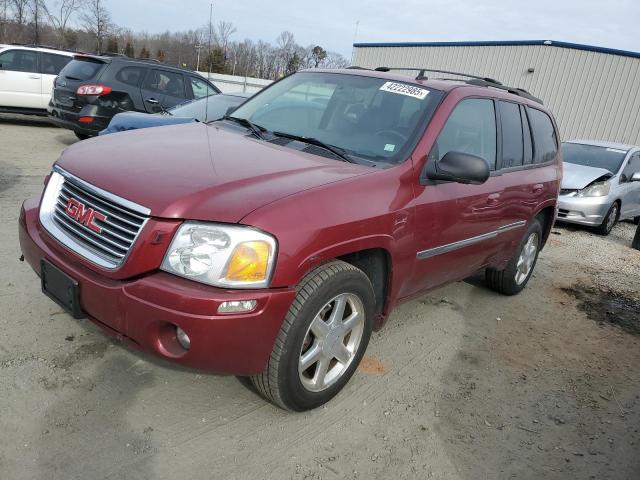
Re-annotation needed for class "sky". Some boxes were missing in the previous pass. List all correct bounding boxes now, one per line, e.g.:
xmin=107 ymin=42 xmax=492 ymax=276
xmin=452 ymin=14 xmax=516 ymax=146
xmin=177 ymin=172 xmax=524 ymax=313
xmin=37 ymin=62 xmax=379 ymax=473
xmin=107 ymin=0 xmax=640 ymax=58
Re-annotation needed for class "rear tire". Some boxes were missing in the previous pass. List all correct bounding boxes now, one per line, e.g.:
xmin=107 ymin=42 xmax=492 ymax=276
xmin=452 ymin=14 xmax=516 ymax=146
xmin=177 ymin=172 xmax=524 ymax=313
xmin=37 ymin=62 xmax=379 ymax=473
xmin=595 ymin=202 xmax=619 ymax=235
xmin=250 ymin=260 xmax=375 ymax=411
xmin=486 ymin=219 xmax=543 ymax=296
xmin=74 ymin=132 xmax=90 ymax=140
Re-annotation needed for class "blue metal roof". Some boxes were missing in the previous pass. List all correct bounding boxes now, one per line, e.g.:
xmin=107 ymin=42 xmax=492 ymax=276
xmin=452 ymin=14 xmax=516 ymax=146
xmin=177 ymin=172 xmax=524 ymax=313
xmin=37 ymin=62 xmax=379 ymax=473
xmin=352 ymin=40 xmax=640 ymax=60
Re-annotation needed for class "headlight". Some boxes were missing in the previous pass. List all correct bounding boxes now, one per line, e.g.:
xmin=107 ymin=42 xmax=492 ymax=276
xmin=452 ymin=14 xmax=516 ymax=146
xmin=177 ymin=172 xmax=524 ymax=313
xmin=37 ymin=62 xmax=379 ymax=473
xmin=577 ymin=180 xmax=611 ymax=197
xmin=161 ymin=222 xmax=277 ymax=288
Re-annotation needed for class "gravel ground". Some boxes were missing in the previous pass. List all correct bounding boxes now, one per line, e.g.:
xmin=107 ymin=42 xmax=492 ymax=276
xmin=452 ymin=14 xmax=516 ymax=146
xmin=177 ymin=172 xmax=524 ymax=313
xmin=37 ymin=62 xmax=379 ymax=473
xmin=0 ymin=114 xmax=639 ymax=479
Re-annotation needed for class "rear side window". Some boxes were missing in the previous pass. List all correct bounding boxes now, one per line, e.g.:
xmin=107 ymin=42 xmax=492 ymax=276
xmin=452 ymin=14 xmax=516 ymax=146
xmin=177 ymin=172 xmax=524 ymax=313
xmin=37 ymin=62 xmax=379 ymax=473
xmin=60 ymin=58 xmax=105 ymax=81
xmin=40 ymin=53 xmax=71 ymax=75
xmin=116 ymin=66 xmax=146 ymax=87
xmin=430 ymin=98 xmax=497 ymax=170
xmin=498 ymin=101 xmax=524 ymax=168
xmin=190 ymin=76 xmax=214 ymax=99
xmin=528 ymin=108 xmax=558 ymax=163
xmin=0 ymin=49 xmax=38 ymax=73
xmin=143 ymin=69 xmax=186 ymax=98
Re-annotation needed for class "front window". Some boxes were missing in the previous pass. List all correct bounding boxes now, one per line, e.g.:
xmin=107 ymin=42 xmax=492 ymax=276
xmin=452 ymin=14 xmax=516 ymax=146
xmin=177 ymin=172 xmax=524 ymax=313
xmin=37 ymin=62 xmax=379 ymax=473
xmin=562 ymin=142 xmax=628 ymax=174
xmin=228 ymin=72 xmax=443 ymax=164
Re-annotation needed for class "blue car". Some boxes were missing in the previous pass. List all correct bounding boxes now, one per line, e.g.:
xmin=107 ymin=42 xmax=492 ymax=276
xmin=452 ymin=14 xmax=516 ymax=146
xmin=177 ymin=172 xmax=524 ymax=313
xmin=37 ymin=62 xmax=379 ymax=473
xmin=100 ymin=92 xmax=252 ymax=135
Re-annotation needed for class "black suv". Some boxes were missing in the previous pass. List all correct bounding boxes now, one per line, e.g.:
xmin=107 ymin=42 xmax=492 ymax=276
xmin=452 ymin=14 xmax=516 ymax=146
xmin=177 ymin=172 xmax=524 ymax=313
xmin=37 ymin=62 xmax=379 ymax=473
xmin=48 ymin=55 xmax=220 ymax=139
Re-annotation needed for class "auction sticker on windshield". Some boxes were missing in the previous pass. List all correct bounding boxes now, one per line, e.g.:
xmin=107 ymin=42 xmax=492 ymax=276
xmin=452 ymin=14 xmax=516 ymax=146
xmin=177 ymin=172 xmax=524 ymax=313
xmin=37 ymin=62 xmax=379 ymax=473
xmin=379 ymin=82 xmax=429 ymax=100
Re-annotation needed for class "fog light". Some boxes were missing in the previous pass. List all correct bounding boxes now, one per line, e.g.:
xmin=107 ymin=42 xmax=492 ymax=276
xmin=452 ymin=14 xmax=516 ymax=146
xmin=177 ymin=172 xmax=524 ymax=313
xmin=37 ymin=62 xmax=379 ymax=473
xmin=176 ymin=326 xmax=191 ymax=350
xmin=218 ymin=300 xmax=257 ymax=314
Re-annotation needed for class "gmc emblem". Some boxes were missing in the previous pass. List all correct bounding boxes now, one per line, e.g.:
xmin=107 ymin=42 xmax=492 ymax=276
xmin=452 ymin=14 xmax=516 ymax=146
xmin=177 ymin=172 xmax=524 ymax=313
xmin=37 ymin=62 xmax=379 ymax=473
xmin=65 ymin=198 xmax=106 ymax=233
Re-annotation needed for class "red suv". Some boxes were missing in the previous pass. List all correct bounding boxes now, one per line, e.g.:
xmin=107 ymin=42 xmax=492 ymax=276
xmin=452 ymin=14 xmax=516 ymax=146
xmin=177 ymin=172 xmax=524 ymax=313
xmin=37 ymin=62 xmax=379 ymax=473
xmin=19 ymin=68 xmax=561 ymax=411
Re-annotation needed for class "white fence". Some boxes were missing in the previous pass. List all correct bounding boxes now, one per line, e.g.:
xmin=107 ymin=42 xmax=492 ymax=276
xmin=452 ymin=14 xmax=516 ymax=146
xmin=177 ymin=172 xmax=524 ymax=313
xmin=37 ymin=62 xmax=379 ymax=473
xmin=196 ymin=72 xmax=272 ymax=94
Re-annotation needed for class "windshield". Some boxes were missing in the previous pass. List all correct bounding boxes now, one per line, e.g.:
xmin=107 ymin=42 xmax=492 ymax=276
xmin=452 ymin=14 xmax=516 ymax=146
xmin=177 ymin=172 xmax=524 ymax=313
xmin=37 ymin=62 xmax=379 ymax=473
xmin=171 ymin=94 xmax=247 ymax=122
xmin=228 ymin=72 xmax=443 ymax=164
xmin=562 ymin=142 xmax=628 ymax=173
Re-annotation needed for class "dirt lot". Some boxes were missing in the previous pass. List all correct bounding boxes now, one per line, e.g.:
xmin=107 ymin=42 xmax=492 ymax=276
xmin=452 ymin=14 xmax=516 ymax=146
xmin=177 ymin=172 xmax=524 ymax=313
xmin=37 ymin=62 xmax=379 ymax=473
xmin=1 ymin=114 xmax=639 ymax=480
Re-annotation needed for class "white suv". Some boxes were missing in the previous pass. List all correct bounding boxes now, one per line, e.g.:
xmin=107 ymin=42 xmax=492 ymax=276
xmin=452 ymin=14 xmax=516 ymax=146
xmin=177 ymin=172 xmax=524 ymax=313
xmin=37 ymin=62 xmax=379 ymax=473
xmin=0 ymin=44 xmax=75 ymax=114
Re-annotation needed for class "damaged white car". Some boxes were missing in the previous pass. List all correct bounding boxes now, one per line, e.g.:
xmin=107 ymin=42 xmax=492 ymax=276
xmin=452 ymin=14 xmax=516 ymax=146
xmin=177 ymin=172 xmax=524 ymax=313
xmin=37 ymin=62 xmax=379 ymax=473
xmin=558 ymin=140 xmax=640 ymax=235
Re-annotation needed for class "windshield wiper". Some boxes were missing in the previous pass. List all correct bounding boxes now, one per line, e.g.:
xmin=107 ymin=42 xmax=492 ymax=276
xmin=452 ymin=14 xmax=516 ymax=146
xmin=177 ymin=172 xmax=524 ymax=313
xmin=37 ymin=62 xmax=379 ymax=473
xmin=223 ymin=116 xmax=265 ymax=139
xmin=271 ymin=131 xmax=354 ymax=163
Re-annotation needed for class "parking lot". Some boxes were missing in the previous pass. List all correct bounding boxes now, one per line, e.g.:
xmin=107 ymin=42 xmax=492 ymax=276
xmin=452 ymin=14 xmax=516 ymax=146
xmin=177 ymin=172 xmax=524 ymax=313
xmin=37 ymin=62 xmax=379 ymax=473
xmin=1 ymin=114 xmax=639 ymax=479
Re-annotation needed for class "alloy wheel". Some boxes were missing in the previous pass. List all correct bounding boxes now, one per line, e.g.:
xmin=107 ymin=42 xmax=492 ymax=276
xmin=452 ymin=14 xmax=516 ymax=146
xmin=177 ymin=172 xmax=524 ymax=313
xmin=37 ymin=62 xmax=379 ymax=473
xmin=515 ymin=232 xmax=539 ymax=285
xmin=298 ymin=293 xmax=365 ymax=392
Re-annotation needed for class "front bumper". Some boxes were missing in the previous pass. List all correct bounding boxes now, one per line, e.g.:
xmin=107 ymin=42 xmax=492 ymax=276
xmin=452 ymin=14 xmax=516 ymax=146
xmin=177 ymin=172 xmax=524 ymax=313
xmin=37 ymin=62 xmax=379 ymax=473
xmin=19 ymin=198 xmax=296 ymax=375
xmin=556 ymin=194 xmax=611 ymax=226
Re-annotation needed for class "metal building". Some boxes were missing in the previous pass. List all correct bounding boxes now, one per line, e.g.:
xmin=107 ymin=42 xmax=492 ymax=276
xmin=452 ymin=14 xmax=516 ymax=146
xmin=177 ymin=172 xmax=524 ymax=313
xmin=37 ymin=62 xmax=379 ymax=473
xmin=352 ymin=40 xmax=640 ymax=145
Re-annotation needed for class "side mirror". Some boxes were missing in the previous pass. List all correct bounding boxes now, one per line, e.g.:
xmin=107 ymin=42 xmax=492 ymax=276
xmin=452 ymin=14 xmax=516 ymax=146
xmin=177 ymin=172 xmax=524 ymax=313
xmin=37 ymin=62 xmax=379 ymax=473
xmin=424 ymin=151 xmax=490 ymax=185
xmin=630 ymin=172 xmax=640 ymax=182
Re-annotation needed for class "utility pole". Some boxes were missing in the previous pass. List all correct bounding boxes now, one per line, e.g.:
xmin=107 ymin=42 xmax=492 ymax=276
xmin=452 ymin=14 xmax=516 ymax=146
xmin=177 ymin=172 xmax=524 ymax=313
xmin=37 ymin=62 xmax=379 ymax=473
xmin=350 ymin=21 xmax=360 ymax=66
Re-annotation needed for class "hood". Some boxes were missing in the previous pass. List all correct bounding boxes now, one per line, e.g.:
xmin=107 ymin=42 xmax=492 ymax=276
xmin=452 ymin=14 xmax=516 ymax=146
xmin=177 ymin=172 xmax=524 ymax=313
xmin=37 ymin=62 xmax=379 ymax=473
xmin=99 ymin=112 xmax=195 ymax=136
xmin=561 ymin=162 xmax=613 ymax=190
xmin=56 ymin=122 xmax=373 ymax=223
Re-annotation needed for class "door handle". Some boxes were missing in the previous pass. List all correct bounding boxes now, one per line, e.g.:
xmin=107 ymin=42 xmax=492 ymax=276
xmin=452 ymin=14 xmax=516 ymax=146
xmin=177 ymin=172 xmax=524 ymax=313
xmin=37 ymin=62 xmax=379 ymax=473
xmin=487 ymin=193 xmax=501 ymax=205
xmin=29 ymin=74 xmax=41 ymax=79
xmin=532 ymin=183 xmax=544 ymax=194
xmin=146 ymin=98 xmax=159 ymax=104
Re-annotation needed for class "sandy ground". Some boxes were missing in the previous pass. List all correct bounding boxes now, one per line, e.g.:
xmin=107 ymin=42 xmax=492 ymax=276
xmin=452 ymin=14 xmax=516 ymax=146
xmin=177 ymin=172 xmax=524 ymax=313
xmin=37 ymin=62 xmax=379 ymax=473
xmin=0 ymin=114 xmax=639 ymax=480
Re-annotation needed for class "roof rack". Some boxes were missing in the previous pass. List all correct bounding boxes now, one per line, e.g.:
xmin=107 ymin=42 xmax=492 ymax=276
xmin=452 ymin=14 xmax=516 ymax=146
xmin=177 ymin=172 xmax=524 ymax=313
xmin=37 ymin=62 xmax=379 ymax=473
xmin=373 ymin=66 xmax=543 ymax=104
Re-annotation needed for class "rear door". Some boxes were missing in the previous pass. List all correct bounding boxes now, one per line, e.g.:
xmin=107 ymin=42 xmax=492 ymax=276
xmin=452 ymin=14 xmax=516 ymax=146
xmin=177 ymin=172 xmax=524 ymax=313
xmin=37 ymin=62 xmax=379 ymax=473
xmin=0 ymin=49 xmax=41 ymax=109
xmin=141 ymin=69 xmax=189 ymax=112
xmin=38 ymin=52 xmax=72 ymax=109
xmin=407 ymin=97 xmax=506 ymax=295
xmin=112 ymin=65 xmax=148 ymax=111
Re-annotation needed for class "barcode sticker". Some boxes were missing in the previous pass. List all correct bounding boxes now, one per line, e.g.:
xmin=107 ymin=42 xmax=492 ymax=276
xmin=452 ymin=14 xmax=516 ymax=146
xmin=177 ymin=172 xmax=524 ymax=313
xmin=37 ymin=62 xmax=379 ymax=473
xmin=379 ymin=82 xmax=429 ymax=100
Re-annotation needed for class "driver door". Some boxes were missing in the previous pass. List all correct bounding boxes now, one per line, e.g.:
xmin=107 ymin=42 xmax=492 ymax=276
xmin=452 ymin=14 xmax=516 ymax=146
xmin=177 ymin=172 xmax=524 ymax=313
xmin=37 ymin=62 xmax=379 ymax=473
xmin=403 ymin=98 xmax=508 ymax=297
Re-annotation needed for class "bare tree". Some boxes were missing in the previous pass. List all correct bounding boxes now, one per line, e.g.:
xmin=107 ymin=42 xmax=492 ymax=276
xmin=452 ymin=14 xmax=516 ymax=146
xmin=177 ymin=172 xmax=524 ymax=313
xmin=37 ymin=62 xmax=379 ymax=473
xmin=81 ymin=0 xmax=112 ymax=53
xmin=47 ymin=0 xmax=83 ymax=47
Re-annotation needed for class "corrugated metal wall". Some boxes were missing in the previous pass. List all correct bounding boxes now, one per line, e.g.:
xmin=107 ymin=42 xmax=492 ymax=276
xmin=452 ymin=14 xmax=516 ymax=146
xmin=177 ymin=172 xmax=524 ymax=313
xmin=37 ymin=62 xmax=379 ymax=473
xmin=353 ymin=45 xmax=640 ymax=145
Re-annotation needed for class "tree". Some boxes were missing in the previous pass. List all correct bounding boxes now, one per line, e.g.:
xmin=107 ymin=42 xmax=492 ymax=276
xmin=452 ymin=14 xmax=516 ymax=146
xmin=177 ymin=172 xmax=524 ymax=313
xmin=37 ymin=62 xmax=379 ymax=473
xmin=81 ymin=0 xmax=113 ymax=53
xmin=156 ymin=48 xmax=166 ymax=63
xmin=202 ymin=46 xmax=225 ymax=73
xmin=124 ymin=40 xmax=134 ymax=57
xmin=10 ymin=0 xmax=29 ymax=41
xmin=310 ymin=45 xmax=327 ymax=68
xmin=138 ymin=46 xmax=149 ymax=59
xmin=105 ymin=35 xmax=117 ymax=53
xmin=46 ymin=0 xmax=83 ymax=48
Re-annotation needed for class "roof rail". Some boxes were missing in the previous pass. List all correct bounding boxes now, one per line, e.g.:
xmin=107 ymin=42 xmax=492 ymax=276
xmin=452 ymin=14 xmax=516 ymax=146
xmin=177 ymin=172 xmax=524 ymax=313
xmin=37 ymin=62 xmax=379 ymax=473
xmin=10 ymin=43 xmax=78 ymax=53
xmin=374 ymin=66 xmax=543 ymax=104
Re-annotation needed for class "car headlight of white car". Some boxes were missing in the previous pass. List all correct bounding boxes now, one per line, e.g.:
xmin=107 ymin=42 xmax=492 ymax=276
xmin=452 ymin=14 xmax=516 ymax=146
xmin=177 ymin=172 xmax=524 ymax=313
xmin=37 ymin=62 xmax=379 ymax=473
xmin=161 ymin=222 xmax=277 ymax=288
xmin=577 ymin=180 xmax=611 ymax=197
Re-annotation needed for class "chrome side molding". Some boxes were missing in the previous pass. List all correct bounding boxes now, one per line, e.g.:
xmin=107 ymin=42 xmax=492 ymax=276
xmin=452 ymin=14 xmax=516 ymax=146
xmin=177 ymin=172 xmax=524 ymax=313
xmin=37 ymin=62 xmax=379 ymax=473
xmin=416 ymin=221 xmax=526 ymax=260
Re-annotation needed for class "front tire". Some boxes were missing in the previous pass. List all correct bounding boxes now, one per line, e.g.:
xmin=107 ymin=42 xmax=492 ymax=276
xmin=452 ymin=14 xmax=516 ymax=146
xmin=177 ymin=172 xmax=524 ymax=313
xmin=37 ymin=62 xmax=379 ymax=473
xmin=595 ymin=202 xmax=619 ymax=235
xmin=74 ymin=132 xmax=90 ymax=140
xmin=486 ymin=219 xmax=543 ymax=296
xmin=251 ymin=260 xmax=375 ymax=411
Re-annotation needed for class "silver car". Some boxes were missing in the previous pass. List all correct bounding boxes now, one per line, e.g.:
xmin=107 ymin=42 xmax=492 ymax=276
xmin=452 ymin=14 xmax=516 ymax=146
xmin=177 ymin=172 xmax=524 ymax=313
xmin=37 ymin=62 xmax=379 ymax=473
xmin=558 ymin=140 xmax=640 ymax=235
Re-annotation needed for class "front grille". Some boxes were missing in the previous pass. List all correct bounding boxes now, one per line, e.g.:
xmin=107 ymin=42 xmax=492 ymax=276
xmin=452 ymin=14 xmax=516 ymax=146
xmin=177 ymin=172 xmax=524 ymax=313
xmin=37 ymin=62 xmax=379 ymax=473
xmin=41 ymin=169 xmax=149 ymax=269
xmin=560 ymin=189 xmax=578 ymax=196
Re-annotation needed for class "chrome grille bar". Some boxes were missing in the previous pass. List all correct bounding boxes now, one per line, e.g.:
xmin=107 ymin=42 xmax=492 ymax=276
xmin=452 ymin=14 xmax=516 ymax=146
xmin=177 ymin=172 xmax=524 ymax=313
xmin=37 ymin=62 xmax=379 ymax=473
xmin=40 ymin=167 xmax=150 ymax=269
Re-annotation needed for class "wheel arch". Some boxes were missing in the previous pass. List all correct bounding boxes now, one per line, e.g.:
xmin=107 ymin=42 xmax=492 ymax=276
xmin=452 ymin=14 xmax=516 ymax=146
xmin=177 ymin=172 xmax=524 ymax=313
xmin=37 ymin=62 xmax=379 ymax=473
xmin=534 ymin=204 xmax=557 ymax=249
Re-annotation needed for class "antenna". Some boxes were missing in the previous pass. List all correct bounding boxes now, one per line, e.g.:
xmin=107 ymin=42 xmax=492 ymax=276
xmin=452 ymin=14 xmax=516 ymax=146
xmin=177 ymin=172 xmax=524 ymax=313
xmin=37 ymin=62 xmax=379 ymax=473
xmin=205 ymin=2 xmax=213 ymax=122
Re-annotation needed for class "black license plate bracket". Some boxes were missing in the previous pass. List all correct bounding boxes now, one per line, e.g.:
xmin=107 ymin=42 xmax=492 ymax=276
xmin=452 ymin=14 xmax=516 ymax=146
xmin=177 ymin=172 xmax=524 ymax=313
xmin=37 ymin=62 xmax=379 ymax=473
xmin=41 ymin=259 xmax=85 ymax=319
